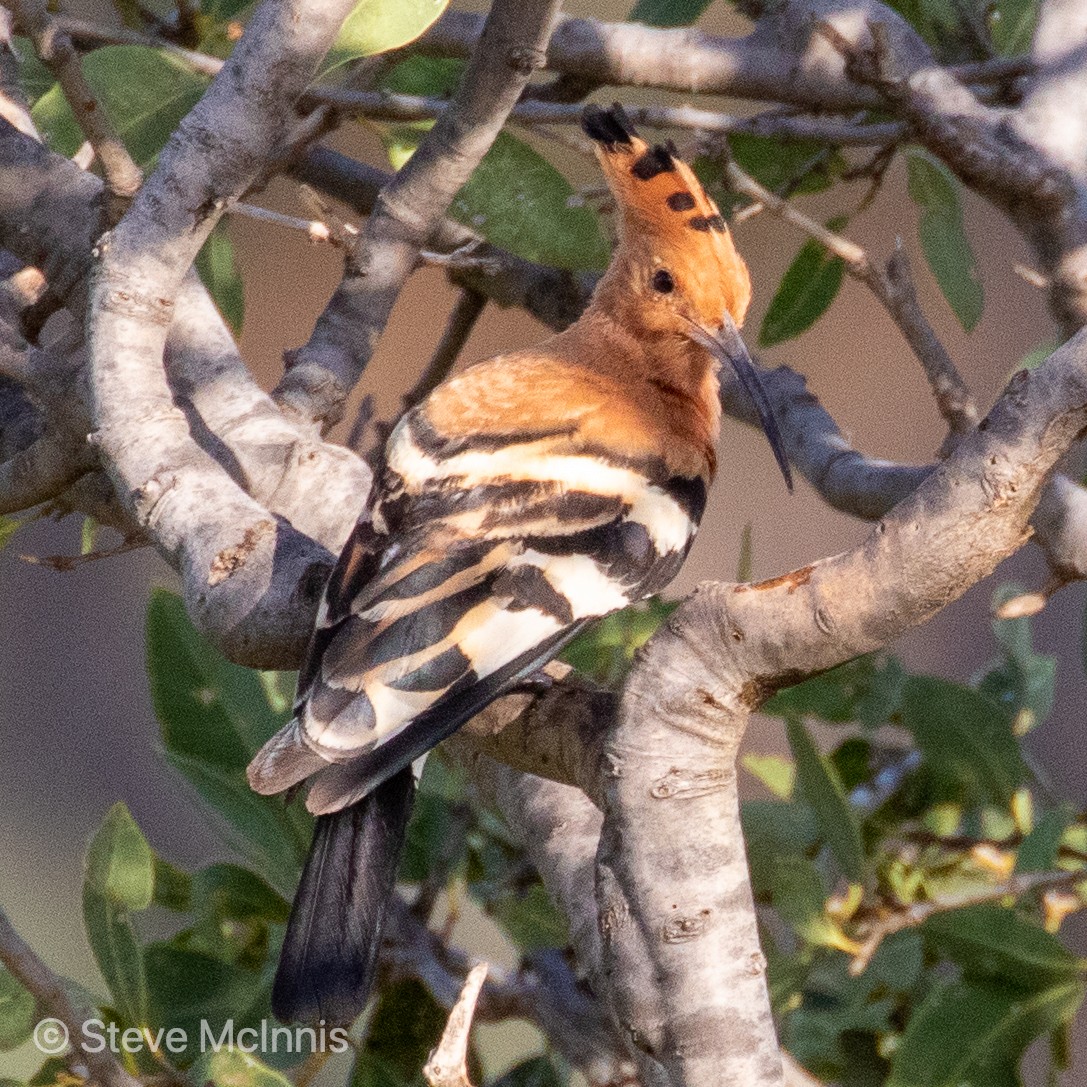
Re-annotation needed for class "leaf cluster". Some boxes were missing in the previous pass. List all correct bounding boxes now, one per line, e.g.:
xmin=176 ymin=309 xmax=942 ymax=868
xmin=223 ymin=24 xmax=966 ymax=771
xmin=2 ymin=590 xmax=574 ymax=1087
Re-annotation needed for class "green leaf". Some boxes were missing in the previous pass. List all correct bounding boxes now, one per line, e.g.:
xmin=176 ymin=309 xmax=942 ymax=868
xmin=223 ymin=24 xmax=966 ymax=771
xmin=867 ymin=929 xmax=924 ymax=991
xmin=906 ymin=148 xmax=984 ymax=331
xmin=1017 ymin=807 xmax=1075 ymax=873
xmin=562 ymin=597 xmax=677 ymax=685
xmin=742 ymin=754 xmax=795 ymax=799
xmin=742 ymin=800 xmax=819 ymax=896
xmin=759 ymin=235 xmax=845 ymax=347
xmin=923 ymin=905 xmax=1084 ymax=988
xmin=897 ymin=676 xmax=1028 ymax=805
xmin=0 ymin=516 xmax=22 ymax=552
xmin=164 ymin=751 xmax=309 ymax=889
xmin=83 ymin=804 xmax=152 ymax=1026
xmin=492 ymin=1057 xmax=564 ymax=1087
xmin=257 ymin=671 xmax=295 ymax=716
xmin=362 ymin=978 xmax=446 ymax=1082
xmin=382 ymin=55 xmax=462 ymax=97
xmin=196 ymin=223 xmax=245 ymax=336
xmin=492 ymin=883 xmax=570 ymax=951
xmin=978 ymin=583 xmax=1056 ymax=733
xmin=628 ymin=0 xmax=713 ymax=27
xmin=31 ymin=46 xmax=209 ymax=169
xmin=153 ymin=856 xmax=193 ymax=912
xmin=86 ymin=803 xmax=155 ymax=911
xmin=13 ymin=39 xmax=55 ymax=106
xmin=764 ymin=854 xmax=854 ymax=950
xmin=0 ymin=966 xmax=35 ymax=1051
xmin=888 ymin=978 xmax=1083 ymax=1087
xmin=384 ymin=125 xmax=610 ymax=272
xmin=765 ymin=654 xmax=905 ymax=727
xmin=190 ymin=1049 xmax=296 ymax=1087
xmin=144 ymin=944 xmax=267 ymax=1053
xmin=146 ymin=590 xmax=310 ymax=882
xmin=727 ymin=135 xmax=846 ymax=197
xmin=325 ymin=0 xmax=451 ymax=74
xmin=401 ymin=792 xmax=464 ymax=884
xmin=786 ymin=718 xmax=866 ymax=881
xmin=783 ymin=953 xmax=896 ymax=1076
xmin=193 ymin=864 xmax=291 ymax=923
xmin=989 ymin=0 xmax=1037 ymax=55
xmin=146 ymin=589 xmax=287 ymax=770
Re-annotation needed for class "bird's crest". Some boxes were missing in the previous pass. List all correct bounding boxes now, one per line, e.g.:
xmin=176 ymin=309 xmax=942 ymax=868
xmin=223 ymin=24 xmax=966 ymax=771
xmin=581 ymin=103 xmax=751 ymax=328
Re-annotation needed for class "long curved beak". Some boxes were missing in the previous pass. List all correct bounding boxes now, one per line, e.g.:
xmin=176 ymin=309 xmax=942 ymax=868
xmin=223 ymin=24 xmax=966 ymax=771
xmin=686 ymin=314 xmax=793 ymax=492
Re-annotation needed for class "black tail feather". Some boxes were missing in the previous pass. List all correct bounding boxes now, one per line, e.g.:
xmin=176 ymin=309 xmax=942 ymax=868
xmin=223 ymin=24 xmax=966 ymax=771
xmin=272 ymin=767 xmax=416 ymax=1025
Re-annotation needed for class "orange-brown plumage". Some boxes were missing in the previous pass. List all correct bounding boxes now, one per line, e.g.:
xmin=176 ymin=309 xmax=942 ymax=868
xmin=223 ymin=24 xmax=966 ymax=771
xmin=249 ymin=104 xmax=790 ymax=1029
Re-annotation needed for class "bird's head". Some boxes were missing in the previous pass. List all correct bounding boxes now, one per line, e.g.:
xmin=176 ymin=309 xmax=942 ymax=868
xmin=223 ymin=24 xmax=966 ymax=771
xmin=582 ymin=103 xmax=791 ymax=489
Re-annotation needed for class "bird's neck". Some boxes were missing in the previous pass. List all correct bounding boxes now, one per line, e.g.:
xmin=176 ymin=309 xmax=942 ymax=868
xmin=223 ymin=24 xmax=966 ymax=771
xmin=549 ymin=306 xmax=721 ymax=478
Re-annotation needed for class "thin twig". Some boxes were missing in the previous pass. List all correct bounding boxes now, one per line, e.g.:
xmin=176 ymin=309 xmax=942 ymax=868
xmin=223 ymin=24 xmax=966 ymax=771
xmin=723 ymin=156 xmax=979 ymax=437
xmin=849 ymin=869 xmax=1081 ymax=974
xmin=13 ymin=0 xmax=142 ymax=215
xmin=423 ymin=962 xmax=488 ymax=1087
xmin=20 ymin=532 xmax=148 ymax=570
xmin=0 ymin=906 xmax=142 ymax=1087
xmin=229 ymin=201 xmax=342 ymax=246
xmin=404 ymin=287 xmax=487 ymax=412
xmin=47 ymin=13 xmax=893 ymax=146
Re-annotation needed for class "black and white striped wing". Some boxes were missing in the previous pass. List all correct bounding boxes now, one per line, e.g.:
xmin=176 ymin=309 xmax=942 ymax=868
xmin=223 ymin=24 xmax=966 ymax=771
xmin=248 ymin=416 xmax=703 ymax=815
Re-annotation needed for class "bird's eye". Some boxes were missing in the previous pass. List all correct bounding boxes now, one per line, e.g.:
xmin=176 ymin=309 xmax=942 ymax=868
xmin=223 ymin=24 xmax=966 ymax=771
xmin=651 ymin=269 xmax=675 ymax=293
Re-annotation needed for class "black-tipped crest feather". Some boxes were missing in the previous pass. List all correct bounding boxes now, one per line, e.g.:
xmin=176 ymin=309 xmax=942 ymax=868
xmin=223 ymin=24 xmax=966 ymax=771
xmin=581 ymin=102 xmax=636 ymax=148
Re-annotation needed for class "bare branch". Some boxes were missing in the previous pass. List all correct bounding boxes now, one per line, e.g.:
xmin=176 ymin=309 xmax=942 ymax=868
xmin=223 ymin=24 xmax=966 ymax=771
xmin=385 ymin=900 xmax=636 ymax=1087
xmin=416 ymin=9 xmax=1028 ymax=111
xmin=11 ymin=0 xmax=142 ymax=212
xmin=0 ymin=118 xmax=371 ymax=568
xmin=274 ymin=0 xmax=563 ymax=429
xmin=0 ymin=906 xmax=142 ymax=1087
xmin=424 ymin=962 xmax=488 ymax=1087
xmin=849 ymin=869 xmax=1081 ymax=974
xmin=293 ymin=147 xmax=593 ymax=333
xmin=722 ymin=365 xmax=933 ymax=518
xmin=592 ymin=325 xmax=1087 ymax=1087
xmin=307 ymin=85 xmax=904 ymax=145
xmin=723 ymin=155 xmax=978 ymax=436
xmin=84 ymin=0 xmax=363 ymax=663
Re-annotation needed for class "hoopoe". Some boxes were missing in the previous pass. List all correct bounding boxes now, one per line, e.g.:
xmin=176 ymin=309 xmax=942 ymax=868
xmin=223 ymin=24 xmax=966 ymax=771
xmin=247 ymin=103 xmax=791 ymax=1025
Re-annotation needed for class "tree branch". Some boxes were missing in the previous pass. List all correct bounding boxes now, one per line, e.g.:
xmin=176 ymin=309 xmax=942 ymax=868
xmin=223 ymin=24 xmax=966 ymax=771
xmin=84 ymin=0 xmax=361 ymax=663
xmin=423 ymin=962 xmax=488 ymax=1087
xmin=11 ymin=0 xmax=142 ymax=212
xmin=273 ymin=0 xmax=562 ymax=429
xmin=416 ymin=9 xmax=1028 ymax=111
xmin=591 ymin=324 xmax=1087 ymax=1087
xmin=293 ymin=147 xmax=593 ymax=333
xmin=722 ymin=155 xmax=978 ymax=436
xmin=0 ymin=906 xmax=142 ymax=1087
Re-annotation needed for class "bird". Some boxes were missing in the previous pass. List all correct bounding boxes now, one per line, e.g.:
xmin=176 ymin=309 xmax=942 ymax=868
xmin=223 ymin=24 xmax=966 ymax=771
xmin=247 ymin=102 xmax=792 ymax=1026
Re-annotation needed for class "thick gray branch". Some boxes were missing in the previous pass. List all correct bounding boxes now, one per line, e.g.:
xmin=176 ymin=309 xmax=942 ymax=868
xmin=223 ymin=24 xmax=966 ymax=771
xmin=85 ymin=0 xmax=360 ymax=663
xmin=593 ymin=326 xmax=1087 ymax=1087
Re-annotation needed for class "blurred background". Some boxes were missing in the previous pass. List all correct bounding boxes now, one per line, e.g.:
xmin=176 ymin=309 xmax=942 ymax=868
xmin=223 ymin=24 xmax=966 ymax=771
xmin=1 ymin=0 xmax=1082 ymax=1079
